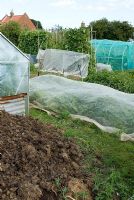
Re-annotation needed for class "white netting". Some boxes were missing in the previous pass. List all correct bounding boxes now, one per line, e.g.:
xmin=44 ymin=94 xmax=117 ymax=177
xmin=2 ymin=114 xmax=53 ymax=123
xmin=37 ymin=49 xmax=89 ymax=78
xmin=30 ymin=75 xmax=134 ymax=135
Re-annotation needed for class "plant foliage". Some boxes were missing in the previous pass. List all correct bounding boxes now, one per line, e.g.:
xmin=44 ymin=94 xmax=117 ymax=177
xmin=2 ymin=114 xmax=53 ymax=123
xmin=64 ymin=27 xmax=90 ymax=53
xmin=64 ymin=27 xmax=96 ymax=70
xmin=85 ymin=70 xmax=134 ymax=93
xmin=0 ymin=21 xmax=21 ymax=46
xmin=89 ymin=18 xmax=134 ymax=41
xmin=31 ymin=19 xmax=43 ymax=29
xmin=18 ymin=30 xmax=47 ymax=54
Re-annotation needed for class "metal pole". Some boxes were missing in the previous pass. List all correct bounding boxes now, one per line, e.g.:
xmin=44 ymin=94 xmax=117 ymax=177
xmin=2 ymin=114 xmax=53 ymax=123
xmin=90 ymin=25 xmax=93 ymax=69
xmin=37 ymin=21 xmax=40 ymax=76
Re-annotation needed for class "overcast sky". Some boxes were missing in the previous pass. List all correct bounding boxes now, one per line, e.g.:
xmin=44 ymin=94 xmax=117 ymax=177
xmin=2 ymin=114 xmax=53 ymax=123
xmin=0 ymin=0 xmax=134 ymax=29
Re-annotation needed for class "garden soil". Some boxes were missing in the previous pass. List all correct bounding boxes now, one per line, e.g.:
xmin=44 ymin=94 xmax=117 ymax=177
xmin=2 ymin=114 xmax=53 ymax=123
xmin=0 ymin=111 xmax=92 ymax=200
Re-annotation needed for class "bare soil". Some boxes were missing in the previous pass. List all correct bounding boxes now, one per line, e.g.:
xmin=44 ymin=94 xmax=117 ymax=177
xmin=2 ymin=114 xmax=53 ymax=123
xmin=0 ymin=111 xmax=92 ymax=200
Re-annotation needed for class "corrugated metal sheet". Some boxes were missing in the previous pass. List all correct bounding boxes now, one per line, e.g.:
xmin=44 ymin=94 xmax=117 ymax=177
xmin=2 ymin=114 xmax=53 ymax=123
xmin=0 ymin=94 xmax=27 ymax=115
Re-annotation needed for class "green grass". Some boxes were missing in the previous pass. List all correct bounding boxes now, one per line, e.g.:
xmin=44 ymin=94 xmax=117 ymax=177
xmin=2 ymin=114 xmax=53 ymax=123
xmin=30 ymin=108 xmax=134 ymax=200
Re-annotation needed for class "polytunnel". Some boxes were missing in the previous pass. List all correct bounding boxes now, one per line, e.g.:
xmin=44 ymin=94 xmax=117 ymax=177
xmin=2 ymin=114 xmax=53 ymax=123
xmin=0 ymin=32 xmax=30 ymax=115
xmin=91 ymin=39 xmax=134 ymax=71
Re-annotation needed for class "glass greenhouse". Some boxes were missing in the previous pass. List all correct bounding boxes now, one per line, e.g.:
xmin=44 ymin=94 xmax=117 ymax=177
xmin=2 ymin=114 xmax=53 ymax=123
xmin=0 ymin=33 xmax=29 ymax=115
xmin=91 ymin=39 xmax=134 ymax=71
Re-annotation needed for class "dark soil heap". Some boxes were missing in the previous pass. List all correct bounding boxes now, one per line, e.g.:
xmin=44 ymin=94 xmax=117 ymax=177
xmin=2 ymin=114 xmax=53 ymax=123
xmin=0 ymin=111 xmax=92 ymax=200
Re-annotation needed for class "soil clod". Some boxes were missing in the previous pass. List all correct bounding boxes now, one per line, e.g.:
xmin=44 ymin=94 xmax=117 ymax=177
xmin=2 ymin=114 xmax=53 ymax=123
xmin=0 ymin=111 xmax=92 ymax=199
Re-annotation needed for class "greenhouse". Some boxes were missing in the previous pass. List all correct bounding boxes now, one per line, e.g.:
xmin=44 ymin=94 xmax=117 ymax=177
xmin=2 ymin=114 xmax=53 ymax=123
xmin=0 ymin=32 xmax=29 ymax=115
xmin=91 ymin=39 xmax=134 ymax=71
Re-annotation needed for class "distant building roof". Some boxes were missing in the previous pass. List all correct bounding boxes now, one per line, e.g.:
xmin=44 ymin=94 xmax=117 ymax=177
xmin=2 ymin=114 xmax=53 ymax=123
xmin=0 ymin=12 xmax=36 ymax=30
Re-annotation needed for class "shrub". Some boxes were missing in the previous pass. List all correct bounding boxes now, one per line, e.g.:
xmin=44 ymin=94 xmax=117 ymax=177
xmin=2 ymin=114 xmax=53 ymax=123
xmin=85 ymin=70 xmax=134 ymax=93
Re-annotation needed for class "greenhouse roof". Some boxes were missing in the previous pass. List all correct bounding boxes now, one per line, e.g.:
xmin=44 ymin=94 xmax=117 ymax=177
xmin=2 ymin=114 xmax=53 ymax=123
xmin=0 ymin=32 xmax=29 ymax=60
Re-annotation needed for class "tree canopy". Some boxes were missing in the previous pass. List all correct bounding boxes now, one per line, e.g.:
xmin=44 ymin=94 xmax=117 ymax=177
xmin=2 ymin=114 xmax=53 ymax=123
xmin=0 ymin=21 xmax=21 ymax=46
xmin=31 ymin=19 xmax=43 ymax=29
xmin=89 ymin=18 xmax=134 ymax=41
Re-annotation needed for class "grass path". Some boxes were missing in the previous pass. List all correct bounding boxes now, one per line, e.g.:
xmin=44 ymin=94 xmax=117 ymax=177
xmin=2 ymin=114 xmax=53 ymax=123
xmin=30 ymin=108 xmax=134 ymax=200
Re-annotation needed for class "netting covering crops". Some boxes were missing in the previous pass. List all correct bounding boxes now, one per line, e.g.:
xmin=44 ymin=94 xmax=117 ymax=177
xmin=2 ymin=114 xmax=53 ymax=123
xmin=37 ymin=49 xmax=89 ymax=78
xmin=30 ymin=75 xmax=134 ymax=134
xmin=91 ymin=39 xmax=134 ymax=71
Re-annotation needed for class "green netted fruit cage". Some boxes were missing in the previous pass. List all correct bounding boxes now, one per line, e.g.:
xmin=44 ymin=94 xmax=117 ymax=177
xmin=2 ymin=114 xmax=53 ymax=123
xmin=91 ymin=39 xmax=134 ymax=71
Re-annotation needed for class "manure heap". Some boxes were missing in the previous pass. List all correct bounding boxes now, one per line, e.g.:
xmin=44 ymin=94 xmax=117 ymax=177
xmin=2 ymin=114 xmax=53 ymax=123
xmin=0 ymin=111 xmax=91 ymax=200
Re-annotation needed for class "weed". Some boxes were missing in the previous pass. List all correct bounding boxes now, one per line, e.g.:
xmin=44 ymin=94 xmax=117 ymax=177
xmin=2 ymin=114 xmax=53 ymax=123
xmin=74 ymin=191 xmax=89 ymax=200
xmin=58 ymin=111 xmax=70 ymax=120
xmin=93 ymin=169 xmax=129 ymax=200
xmin=54 ymin=178 xmax=68 ymax=200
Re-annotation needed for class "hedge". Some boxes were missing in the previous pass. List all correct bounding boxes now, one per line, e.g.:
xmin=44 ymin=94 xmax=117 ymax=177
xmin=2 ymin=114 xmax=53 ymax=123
xmin=18 ymin=30 xmax=48 ymax=55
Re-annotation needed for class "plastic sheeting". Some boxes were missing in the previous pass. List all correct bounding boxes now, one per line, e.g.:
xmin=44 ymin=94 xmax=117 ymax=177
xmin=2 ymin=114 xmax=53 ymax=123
xmin=0 ymin=33 xmax=29 ymax=97
xmin=96 ymin=63 xmax=112 ymax=71
xmin=37 ymin=49 xmax=89 ymax=78
xmin=25 ymin=54 xmax=37 ymax=64
xmin=91 ymin=39 xmax=134 ymax=71
xmin=30 ymin=75 xmax=134 ymax=134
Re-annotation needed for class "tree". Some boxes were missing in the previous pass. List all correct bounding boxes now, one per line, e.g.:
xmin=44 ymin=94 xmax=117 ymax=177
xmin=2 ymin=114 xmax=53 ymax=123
xmin=90 ymin=18 xmax=110 ymax=39
xmin=89 ymin=18 xmax=134 ymax=41
xmin=31 ymin=19 xmax=43 ymax=29
xmin=110 ymin=21 xmax=134 ymax=41
xmin=0 ymin=21 xmax=21 ymax=46
xmin=50 ymin=24 xmax=63 ymax=32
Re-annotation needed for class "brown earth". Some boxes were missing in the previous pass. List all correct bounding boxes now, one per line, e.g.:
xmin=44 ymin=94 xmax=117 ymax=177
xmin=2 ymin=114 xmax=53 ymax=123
xmin=0 ymin=111 xmax=92 ymax=200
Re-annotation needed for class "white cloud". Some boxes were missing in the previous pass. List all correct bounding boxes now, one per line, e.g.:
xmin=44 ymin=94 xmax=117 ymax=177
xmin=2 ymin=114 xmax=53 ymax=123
xmin=106 ymin=0 xmax=134 ymax=9
xmin=50 ymin=0 xmax=76 ymax=7
xmin=73 ymin=0 xmax=134 ymax=12
xmin=85 ymin=4 xmax=106 ymax=11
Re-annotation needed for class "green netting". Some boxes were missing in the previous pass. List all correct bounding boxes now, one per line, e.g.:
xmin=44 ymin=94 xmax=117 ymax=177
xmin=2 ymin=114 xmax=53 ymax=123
xmin=91 ymin=39 xmax=134 ymax=71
